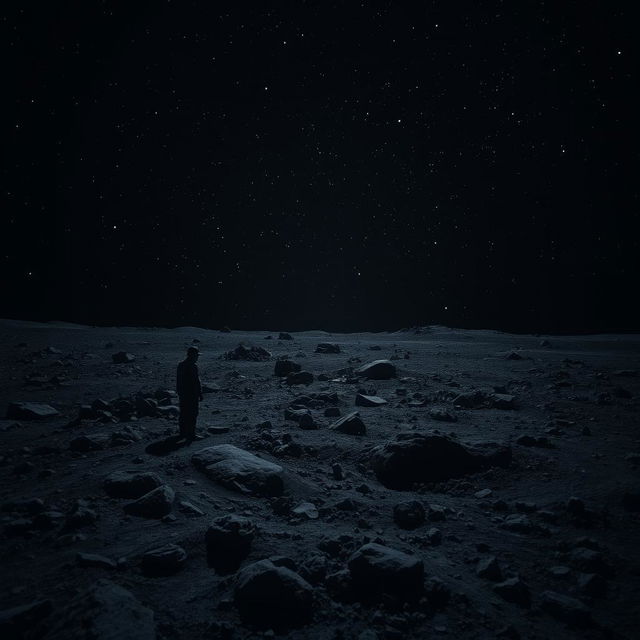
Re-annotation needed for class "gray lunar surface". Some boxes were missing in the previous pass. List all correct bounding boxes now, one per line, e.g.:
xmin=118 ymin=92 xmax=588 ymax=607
xmin=0 ymin=319 xmax=639 ymax=639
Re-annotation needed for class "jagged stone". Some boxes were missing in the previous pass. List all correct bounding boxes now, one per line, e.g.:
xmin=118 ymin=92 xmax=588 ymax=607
xmin=330 ymin=411 xmax=366 ymax=436
xmin=224 ymin=344 xmax=271 ymax=361
xmin=234 ymin=559 xmax=314 ymax=629
xmin=123 ymin=485 xmax=174 ymax=519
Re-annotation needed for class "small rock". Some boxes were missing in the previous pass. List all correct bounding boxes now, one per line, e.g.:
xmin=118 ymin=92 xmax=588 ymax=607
xmin=315 ymin=343 xmax=341 ymax=354
xmin=292 ymin=502 xmax=319 ymax=519
xmin=76 ymin=552 xmax=117 ymax=570
xmin=112 ymin=352 xmax=135 ymax=364
xmin=140 ymin=544 xmax=187 ymax=576
xmin=476 ymin=556 xmax=502 ymax=581
xmin=393 ymin=501 xmax=426 ymax=530
xmin=123 ymin=485 xmax=174 ymax=519
xmin=493 ymin=576 xmax=530 ymax=607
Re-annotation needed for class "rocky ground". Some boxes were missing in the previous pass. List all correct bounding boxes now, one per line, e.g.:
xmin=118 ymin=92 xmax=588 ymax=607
xmin=0 ymin=319 xmax=639 ymax=639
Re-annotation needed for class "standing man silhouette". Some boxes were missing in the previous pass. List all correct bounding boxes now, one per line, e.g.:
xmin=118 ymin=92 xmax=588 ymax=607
xmin=177 ymin=346 xmax=203 ymax=442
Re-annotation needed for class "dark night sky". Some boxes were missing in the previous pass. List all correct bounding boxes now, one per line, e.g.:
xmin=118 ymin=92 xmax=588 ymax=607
xmin=3 ymin=1 xmax=638 ymax=332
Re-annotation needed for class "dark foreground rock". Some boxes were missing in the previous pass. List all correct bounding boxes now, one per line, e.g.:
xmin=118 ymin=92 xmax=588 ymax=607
xmin=348 ymin=543 xmax=424 ymax=601
xmin=192 ymin=444 xmax=284 ymax=496
xmin=41 ymin=580 xmax=155 ymax=639
xmin=205 ymin=515 xmax=256 ymax=574
xmin=103 ymin=471 xmax=163 ymax=499
xmin=234 ymin=559 xmax=314 ymax=630
xmin=371 ymin=432 xmax=512 ymax=489
xmin=0 ymin=599 xmax=52 ymax=639
xmin=123 ymin=485 xmax=174 ymax=518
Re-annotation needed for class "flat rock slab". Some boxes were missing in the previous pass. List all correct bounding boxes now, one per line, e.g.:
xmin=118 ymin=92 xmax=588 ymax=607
xmin=371 ymin=432 xmax=512 ymax=489
xmin=355 ymin=360 xmax=397 ymax=380
xmin=43 ymin=580 xmax=155 ymax=639
xmin=103 ymin=471 xmax=163 ymax=499
xmin=355 ymin=393 xmax=388 ymax=407
xmin=192 ymin=444 xmax=284 ymax=496
xmin=6 ymin=402 xmax=59 ymax=420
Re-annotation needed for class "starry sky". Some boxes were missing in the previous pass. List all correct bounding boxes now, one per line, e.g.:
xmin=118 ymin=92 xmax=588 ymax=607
xmin=3 ymin=2 xmax=638 ymax=332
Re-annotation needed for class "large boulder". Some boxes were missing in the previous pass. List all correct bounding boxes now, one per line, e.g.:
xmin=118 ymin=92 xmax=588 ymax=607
xmin=355 ymin=360 xmax=397 ymax=380
xmin=371 ymin=433 xmax=511 ymax=489
xmin=234 ymin=559 xmax=314 ymax=630
xmin=192 ymin=445 xmax=284 ymax=496
xmin=330 ymin=411 xmax=366 ymax=436
xmin=41 ymin=580 xmax=155 ymax=639
xmin=205 ymin=515 xmax=256 ymax=574
xmin=103 ymin=471 xmax=163 ymax=499
xmin=348 ymin=543 xmax=424 ymax=601
xmin=123 ymin=485 xmax=174 ymax=518
xmin=6 ymin=402 xmax=59 ymax=420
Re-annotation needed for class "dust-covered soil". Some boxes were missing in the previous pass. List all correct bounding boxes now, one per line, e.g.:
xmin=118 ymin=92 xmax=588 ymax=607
xmin=1 ymin=319 xmax=639 ymax=639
